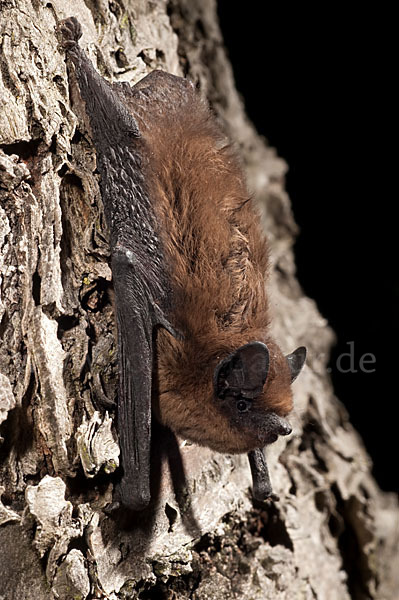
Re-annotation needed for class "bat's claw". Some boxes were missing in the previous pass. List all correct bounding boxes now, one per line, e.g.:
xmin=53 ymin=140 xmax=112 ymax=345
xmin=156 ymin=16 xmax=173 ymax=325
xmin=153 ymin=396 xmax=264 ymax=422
xmin=152 ymin=302 xmax=184 ymax=341
xmin=253 ymin=487 xmax=279 ymax=503
xmin=103 ymin=500 xmax=121 ymax=515
xmin=57 ymin=17 xmax=82 ymax=49
xmin=268 ymin=492 xmax=280 ymax=503
xmin=93 ymin=372 xmax=116 ymax=410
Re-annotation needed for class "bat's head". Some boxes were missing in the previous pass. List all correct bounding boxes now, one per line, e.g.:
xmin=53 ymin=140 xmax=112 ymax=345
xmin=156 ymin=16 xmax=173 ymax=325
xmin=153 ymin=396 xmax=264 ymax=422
xmin=156 ymin=336 xmax=306 ymax=458
xmin=212 ymin=341 xmax=306 ymax=454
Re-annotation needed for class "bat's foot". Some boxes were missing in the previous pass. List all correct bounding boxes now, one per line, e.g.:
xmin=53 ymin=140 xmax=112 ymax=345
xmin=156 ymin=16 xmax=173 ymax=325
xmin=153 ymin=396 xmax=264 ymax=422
xmin=254 ymin=492 xmax=280 ymax=503
xmin=92 ymin=372 xmax=116 ymax=410
xmin=103 ymin=500 xmax=121 ymax=515
xmin=57 ymin=17 xmax=82 ymax=49
xmin=252 ymin=483 xmax=280 ymax=503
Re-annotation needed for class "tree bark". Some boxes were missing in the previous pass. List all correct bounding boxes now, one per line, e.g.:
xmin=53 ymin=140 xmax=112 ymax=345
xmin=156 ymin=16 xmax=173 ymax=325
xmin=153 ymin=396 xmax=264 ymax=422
xmin=0 ymin=1 xmax=397 ymax=599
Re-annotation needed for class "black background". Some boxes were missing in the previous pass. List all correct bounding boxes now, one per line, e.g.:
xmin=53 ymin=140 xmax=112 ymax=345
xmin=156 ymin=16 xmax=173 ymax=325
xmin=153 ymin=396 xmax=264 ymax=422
xmin=217 ymin=3 xmax=397 ymax=493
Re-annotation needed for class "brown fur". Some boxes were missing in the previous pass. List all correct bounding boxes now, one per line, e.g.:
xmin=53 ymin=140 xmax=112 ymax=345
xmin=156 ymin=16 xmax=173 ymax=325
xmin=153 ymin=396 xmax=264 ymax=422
xmin=130 ymin=73 xmax=293 ymax=454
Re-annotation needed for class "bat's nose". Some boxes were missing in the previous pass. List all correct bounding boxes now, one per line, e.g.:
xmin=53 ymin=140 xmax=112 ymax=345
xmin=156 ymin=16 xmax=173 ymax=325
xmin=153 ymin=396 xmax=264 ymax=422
xmin=261 ymin=413 xmax=292 ymax=442
xmin=277 ymin=420 xmax=292 ymax=436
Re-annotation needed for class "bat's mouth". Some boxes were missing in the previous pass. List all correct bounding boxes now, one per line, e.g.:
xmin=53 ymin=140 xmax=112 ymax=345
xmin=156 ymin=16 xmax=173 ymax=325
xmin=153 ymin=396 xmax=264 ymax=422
xmin=260 ymin=432 xmax=278 ymax=445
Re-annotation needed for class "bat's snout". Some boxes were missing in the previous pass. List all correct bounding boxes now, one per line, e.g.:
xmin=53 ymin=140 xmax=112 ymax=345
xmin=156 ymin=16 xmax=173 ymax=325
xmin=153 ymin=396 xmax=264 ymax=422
xmin=277 ymin=420 xmax=292 ymax=436
xmin=258 ymin=412 xmax=292 ymax=446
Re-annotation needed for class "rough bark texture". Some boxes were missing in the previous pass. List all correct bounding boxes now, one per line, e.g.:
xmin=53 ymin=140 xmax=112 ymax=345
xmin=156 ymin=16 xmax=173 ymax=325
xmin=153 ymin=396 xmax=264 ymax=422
xmin=0 ymin=1 xmax=397 ymax=599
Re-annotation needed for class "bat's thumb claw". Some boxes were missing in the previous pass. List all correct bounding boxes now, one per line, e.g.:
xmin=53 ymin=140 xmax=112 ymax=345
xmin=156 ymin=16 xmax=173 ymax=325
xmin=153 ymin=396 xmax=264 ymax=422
xmin=152 ymin=302 xmax=184 ymax=341
xmin=57 ymin=17 xmax=83 ymax=49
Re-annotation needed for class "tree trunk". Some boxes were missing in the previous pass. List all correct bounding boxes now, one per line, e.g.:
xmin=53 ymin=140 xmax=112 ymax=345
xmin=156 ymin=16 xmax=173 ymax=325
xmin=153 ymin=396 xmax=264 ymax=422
xmin=0 ymin=1 xmax=397 ymax=598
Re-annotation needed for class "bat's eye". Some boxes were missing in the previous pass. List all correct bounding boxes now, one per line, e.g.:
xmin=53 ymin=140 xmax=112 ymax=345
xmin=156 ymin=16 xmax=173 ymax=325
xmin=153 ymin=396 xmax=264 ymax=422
xmin=237 ymin=399 xmax=250 ymax=413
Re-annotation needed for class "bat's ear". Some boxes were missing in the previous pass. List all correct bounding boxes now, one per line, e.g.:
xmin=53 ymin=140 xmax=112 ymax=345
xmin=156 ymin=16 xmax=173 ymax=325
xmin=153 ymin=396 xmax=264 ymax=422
xmin=214 ymin=342 xmax=270 ymax=400
xmin=285 ymin=346 xmax=307 ymax=382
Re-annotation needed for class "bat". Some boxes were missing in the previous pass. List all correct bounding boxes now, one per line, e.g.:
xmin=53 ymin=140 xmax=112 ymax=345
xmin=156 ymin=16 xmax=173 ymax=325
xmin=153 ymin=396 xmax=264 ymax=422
xmin=58 ymin=17 xmax=306 ymax=511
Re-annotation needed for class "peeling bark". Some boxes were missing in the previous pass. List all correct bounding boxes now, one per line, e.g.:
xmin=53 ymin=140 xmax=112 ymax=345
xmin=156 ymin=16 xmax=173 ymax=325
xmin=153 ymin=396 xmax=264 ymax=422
xmin=0 ymin=1 xmax=397 ymax=599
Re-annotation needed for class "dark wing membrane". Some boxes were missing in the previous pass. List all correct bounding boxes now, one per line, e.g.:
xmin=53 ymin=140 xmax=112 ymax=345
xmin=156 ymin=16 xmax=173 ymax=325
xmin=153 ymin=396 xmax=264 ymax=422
xmin=59 ymin=17 xmax=175 ymax=510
